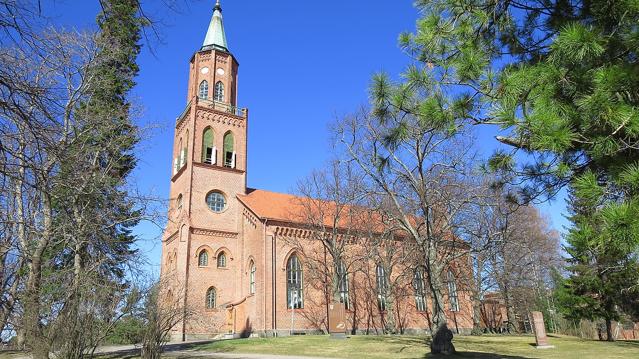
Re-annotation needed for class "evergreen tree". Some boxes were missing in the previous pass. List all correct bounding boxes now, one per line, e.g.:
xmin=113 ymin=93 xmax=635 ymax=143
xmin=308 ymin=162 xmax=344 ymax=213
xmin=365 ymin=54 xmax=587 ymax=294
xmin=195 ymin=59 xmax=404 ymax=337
xmin=559 ymin=173 xmax=639 ymax=341
xmin=54 ymin=0 xmax=147 ymax=356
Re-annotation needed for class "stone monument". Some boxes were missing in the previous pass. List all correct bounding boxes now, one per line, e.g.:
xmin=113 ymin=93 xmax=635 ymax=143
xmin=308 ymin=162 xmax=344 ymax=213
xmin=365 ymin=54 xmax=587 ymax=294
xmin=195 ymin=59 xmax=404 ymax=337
xmin=328 ymin=302 xmax=347 ymax=338
xmin=531 ymin=311 xmax=554 ymax=349
xmin=430 ymin=324 xmax=455 ymax=354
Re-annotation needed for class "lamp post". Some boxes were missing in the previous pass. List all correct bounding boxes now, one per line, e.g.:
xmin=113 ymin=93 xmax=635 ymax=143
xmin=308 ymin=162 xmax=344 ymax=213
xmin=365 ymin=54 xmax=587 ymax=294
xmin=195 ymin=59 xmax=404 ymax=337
xmin=290 ymin=289 xmax=298 ymax=335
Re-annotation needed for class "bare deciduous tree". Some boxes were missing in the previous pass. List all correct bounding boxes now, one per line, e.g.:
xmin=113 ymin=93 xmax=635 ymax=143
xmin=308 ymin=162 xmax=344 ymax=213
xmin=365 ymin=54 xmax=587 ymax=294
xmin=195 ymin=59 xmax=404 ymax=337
xmin=336 ymin=108 xmax=479 ymax=352
xmin=140 ymin=277 xmax=194 ymax=359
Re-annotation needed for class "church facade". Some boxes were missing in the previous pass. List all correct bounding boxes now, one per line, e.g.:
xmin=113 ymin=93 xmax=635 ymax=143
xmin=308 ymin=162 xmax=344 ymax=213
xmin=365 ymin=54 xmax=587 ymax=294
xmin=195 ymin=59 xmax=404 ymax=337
xmin=160 ymin=1 xmax=474 ymax=340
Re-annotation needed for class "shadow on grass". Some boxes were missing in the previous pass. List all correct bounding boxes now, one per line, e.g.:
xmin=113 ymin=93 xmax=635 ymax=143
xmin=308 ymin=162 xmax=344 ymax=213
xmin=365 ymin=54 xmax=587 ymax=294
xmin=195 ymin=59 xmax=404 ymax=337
xmin=349 ymin=335 xmax=534 ymax=359
xmin=421 ymin=336 xmax=534 ymax=359
xmin=97 ymin=340 xmax=217 ymax=358
xmin=609 ymin=340 xmax=639 ymax=349
xmin=425 ymin=352 xmax=533 ymax=359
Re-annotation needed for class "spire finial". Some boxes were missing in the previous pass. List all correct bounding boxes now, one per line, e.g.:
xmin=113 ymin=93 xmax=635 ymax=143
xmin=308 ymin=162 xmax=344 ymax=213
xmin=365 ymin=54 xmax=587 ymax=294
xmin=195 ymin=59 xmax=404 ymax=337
xmin=214 ymin=0 xmax=221 ymax=11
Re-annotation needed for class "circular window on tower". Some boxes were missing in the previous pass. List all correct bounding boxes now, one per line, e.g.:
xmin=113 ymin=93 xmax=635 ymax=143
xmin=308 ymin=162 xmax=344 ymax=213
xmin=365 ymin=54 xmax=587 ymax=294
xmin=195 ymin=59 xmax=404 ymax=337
xmin=206 ymin=191 xmax=226 ymax=213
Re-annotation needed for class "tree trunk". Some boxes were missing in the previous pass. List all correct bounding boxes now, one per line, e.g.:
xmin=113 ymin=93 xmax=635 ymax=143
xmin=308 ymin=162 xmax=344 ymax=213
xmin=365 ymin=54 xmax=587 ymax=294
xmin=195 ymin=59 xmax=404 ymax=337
xmin=502 ymin=282 xmax=518 ymax=333
xmin=23 ymin=194 xmax=53 ymax=359
xmin=471 ymin=297 xmax=482 ymax=335
xmin=428 ymin=258 xmax=454 ymax=354
xmin=471 ymin=256 xmax=483 ymax=335
xmin=384 ymin=292 xmax=397 ymax=334
xmin=605 ymin=318 xmax=614 ymax=342
xmin=0 ymin=262 xmax=21 ymax=334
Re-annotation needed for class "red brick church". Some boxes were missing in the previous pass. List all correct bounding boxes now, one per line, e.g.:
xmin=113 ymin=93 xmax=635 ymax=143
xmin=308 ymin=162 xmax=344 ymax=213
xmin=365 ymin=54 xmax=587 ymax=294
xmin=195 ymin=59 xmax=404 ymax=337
xmin=160 ymin=1 xmax=474 ymax=340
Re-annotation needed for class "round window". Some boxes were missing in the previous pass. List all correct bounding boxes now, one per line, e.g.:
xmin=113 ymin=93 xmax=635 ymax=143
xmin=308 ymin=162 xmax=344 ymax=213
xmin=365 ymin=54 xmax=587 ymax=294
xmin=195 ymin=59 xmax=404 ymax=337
xmin=206 ymin=191 xmax=226 ymax=212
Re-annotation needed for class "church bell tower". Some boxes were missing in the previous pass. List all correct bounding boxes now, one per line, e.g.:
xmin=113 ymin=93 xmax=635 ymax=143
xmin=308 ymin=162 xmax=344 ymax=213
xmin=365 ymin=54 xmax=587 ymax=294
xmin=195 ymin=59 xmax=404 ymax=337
xmin=162 ymin=2 xmax=248 ymax=336
xmin=168 ymin=0 xmax=248 ymax=230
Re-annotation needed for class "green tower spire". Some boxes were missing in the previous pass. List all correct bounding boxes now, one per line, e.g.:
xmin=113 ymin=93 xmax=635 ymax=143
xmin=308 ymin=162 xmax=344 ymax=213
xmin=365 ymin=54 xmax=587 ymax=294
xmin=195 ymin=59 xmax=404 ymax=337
xmin=202 ymin=0 xmax=228 ymax=51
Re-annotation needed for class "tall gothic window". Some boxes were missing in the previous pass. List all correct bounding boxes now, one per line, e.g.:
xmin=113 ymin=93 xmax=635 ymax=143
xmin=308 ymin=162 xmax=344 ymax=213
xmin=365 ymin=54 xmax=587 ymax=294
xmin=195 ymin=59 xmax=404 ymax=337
xmin=286 ymin=254 xmax=303 ymax=309
xmin=217 ymin=251 xmax=227 ymax=268
xmin=176 ymin=194 xmax=183 ymax=211
xmin=223 ymin=131 xmax=235 ymax=168
xmin=175 ymin=138 xmax=183 ymax=173
xmin=376 ymin=264 xmax=388 ymax=311
xmin=206 ymin=287 xmax=216 ymax=309
xmin=413 ymin=267 xmax=427 ymax=312
xmin=198 ymin=250 xmax=209 ymax=267
xmin=447 ymin=270 xmax=459 ymax=312
xmin=336 ymin=261 xmax=349 ymax=309
xmin=199 ymin=80 xmax=209 ymax=99
xmin=214 ymin=81 xmax=224 ymax=102
xmin=202 ymin=127 xmax=215 ymax=164
xmin=182 ymin=130 xmax=189 ymax=168
xmin=249 ymin=260 xmax=256 ymax=295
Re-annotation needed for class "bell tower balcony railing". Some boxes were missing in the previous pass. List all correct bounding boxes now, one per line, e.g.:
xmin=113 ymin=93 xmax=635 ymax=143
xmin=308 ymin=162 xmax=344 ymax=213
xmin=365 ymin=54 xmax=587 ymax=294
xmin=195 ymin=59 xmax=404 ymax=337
xmin=197 ymin=97 xmax=247 ymax=118
xmin=175 ymin=97 xmax=247 ymax=124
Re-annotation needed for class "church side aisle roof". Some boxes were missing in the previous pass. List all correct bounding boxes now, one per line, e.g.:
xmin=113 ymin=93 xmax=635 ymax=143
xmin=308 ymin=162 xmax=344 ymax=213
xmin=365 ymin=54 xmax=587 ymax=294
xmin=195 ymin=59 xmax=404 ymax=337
xmin=237 ymin=189 xmax=468 ymax=247
xmin=237 ymin=188 xmax=398 ymax=234
xmin=237 ymin=189 xmax=307 ymax=224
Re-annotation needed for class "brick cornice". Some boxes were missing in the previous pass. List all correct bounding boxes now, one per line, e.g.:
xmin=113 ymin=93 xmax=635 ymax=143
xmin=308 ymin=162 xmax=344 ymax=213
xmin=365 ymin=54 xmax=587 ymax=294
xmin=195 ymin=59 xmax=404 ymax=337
xmin=164 ymin=230 xmax=179 ymax=244
xmin=175 ymin=108 xmax=191 ymax=131
xmin=193 ymin=161 xmax=245 ymax=174
xmin=196 ymin=106 xmax=246 ymax=127
xmin=190 ymin=227 xmax=238 ymax=238
xmin=171 ymin=164 xmax=188 ymax=182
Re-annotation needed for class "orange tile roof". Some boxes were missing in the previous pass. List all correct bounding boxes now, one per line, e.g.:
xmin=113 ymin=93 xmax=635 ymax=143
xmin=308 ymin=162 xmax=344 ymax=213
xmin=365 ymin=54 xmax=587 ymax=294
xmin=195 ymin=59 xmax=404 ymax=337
xmin=237 ymin=188 xmax=302 ymax=222
xmin=237 ymin=188 xmax=466 ymax=249
xmin=237 ymin=188 xmax=381 ymax=230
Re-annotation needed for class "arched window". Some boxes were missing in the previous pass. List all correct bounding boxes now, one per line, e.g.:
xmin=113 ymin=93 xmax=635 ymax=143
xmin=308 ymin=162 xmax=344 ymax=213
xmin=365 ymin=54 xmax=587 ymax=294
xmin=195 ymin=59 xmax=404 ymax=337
xmin=249 ymin=261 xmax=256 ymax=295
xmin=223 ymin=132 xmax=235 ymax=168
xmin=336 ymin=261 xmax=349 ymax=309
xmin=217 ymin=251 xmax=227 ymax=268
xmin=447 ymin=270 xmax=459 ymax=312
xmin=198 ymin=250 xmax=208 ymax=267
xmin=286 ymin=254 xmax=303 ymax=309
xmin=376 ymin=264 xmax=388 ymax=311
xmin=413 ymin=267 xmax=427 ymax=312
xmin=214 ymin=81 xmax=224 ymax=102
xmin=201 ymin=127 xmax=215 ymax=164
xmin=176 ymin=194 xmax=183 ymax=211
xmin=178 ymin=131 xmax=188 ymax=169
xmin=199 ymin=80 xmax=209 ymax=99
xmin=206 ymin=287 xmax=216 ymax=309
xmin=206 ymin=191 xmax=226 ymax=212
xmin=184 ymin=130 xmax=189 ymax=162
xmin=175 ymin=138 xmax=183 ymax=173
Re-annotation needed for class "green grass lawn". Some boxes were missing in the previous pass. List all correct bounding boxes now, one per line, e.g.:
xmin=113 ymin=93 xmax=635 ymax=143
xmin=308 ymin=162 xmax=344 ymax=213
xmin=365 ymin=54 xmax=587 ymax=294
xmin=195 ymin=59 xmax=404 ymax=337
xmin=188 ymin=333 xmax=639 ymax=359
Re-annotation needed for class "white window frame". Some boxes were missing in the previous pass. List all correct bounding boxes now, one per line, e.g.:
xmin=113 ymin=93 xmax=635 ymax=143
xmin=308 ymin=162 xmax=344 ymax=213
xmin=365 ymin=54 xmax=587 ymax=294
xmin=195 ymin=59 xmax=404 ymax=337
xmin=287 ymin=255 xmax=303 ymax=309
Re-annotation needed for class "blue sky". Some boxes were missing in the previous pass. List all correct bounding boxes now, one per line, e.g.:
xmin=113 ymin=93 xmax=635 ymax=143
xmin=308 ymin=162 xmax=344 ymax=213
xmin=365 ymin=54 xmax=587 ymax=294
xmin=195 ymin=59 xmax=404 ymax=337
xmin=47 ymin=0 xmax=568 ymax=275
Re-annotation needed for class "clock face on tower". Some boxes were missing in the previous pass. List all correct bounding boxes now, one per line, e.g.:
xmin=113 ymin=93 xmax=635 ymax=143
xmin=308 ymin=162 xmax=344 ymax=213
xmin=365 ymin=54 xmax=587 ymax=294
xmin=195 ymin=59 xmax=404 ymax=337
xmin=200 ymin=67 xmax=209 ymax=74
xmin=216 ymin=68 xmax=225 ymax=76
